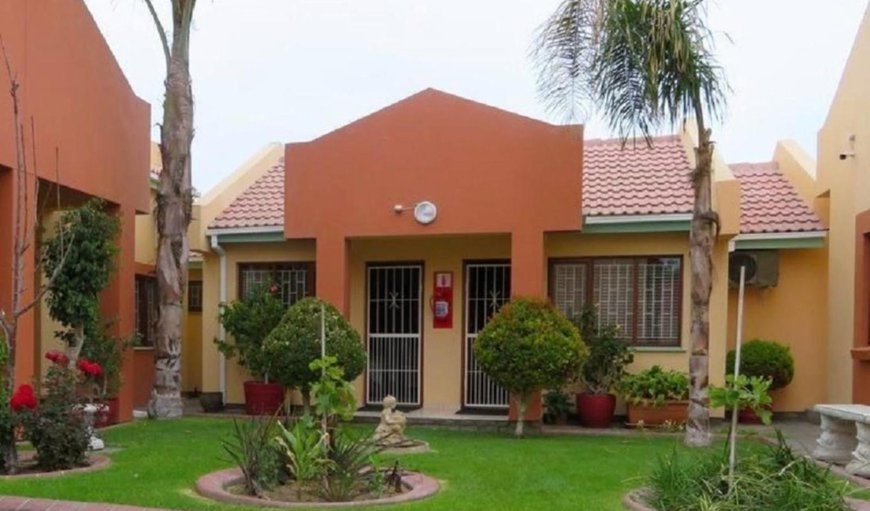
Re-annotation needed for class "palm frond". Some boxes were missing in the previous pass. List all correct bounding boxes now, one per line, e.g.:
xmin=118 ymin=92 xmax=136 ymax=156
xmin=534 ymin=0 xmax=728 ymax=139
xmin=531 ymin=0 xmax=605 ymax=122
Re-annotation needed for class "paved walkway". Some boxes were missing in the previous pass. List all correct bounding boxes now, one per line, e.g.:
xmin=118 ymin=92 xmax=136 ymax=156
xmin=0 ymin=497 xmax=165 ymax=511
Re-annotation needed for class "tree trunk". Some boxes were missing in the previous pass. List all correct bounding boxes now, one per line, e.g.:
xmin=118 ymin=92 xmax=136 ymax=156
xmin=685 ymin=117 xmax=716 ymax=448
xmin=301 ymin=388 xmax=311 ymax=416
xmin=148 ymin=1 xmax=196 ymax=419
xmin=515 ymin=396 xmax=528 ymax=438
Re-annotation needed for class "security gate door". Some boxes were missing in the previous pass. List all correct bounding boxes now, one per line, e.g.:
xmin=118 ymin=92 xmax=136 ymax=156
xmin=464 ymin=262 xmax=511 ymax=408
xmin=366 ymin=264 xmax=422 ymax=406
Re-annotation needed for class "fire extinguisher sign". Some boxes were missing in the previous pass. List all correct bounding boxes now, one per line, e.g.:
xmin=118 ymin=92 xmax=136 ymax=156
xmin=432 ymin=271 xmax=454 ymax=329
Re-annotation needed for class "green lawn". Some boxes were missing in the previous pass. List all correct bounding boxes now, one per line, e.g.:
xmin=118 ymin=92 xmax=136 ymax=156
xmin=0 ymin=418 xmax=708 ymax=511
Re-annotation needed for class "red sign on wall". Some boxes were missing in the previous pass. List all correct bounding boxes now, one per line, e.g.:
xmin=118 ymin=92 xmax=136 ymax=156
xmin=432 ymin=272 xmax=454 ymax=329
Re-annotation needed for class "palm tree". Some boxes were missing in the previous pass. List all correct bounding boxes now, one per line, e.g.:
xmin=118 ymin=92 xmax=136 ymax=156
xmin=143 ymin=0 xmax=197 ymax=418
xmin=533 ymin=0 xmax=727 ymax=447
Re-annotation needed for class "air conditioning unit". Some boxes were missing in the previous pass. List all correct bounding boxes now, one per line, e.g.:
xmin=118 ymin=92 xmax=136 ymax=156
xmin=728 ymin=250 xmax=779 ymax=288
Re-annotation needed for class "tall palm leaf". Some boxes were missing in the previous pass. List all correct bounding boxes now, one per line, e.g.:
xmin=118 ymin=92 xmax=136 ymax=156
xmin=533 ymin=0 xmax=727 ymax=447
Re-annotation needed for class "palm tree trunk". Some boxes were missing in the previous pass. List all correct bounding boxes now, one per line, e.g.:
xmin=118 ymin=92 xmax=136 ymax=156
xmin=515 ymin=396 xmax=528 ymax=438
xmin=686 ymin=110 xmax=716 ymax=448
xmin=147 ymin=0 xmax=196 ymax=419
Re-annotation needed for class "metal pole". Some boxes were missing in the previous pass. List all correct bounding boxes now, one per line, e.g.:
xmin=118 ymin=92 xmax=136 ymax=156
xmin=728 ymin=265 xmax=747 ymax=486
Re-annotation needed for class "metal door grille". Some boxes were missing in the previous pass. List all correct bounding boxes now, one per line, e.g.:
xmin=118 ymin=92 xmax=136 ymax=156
xmin=464 ymin=262 xmax=511 ymax=408
xmin=366 ymin=265 xmax=422 ymax=406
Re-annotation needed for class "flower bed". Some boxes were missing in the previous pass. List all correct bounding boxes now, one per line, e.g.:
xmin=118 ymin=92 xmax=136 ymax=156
xmin=196 ymin=467 xmax=439 ymax=508
xmin=0 ymin=453 xmax=110 ymax=479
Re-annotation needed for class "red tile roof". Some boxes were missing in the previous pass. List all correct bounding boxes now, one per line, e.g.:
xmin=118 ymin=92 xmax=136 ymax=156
xmin=730 ymin=162 xmax=825 ymax=234
xmin=208 ymin=138 xmax=825 ymax=236
xmin=209 ymin=159 xmax=285 ymax=229
xmin=583 ymin=135 xmax=694 ymax=216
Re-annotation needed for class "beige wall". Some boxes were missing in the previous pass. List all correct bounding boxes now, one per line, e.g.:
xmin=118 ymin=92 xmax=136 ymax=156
xmin=727 ymin=248 xmax=828 ymax=412
xmin=202 ymin=230 xmax=729 ymax=416
xmin=348 ymin=235 xmax=511 ymax=412
xmin=134 ymin=189 xmax=157 ymax=266
xmin=817 ymin=4 xmax=870 ymax=403
xmin=199 ymin=240 xmax=316 ymax=402
xmin=182 ymin=268 xmax=203 ymax=393
xmin=548 ymin=231 xmax=729 ymax=416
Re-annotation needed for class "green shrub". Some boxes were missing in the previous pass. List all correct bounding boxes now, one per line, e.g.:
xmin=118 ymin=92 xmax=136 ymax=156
xmin=473 ymin=297 xmax=587 ymax=437
xmin=79 ymin=324 xmax=130 ymax=398
xmin=217 ymin=284 xmax=286 ymax=381
xmin=572 ymin=306 xmax=633 ymax=395
xmin=619 ymin=365 xmax=688 ymax=407
xmin=726 ymin=339 xmax=794 ymax=391
xmin=543 ymin=389 xmax=572 ymax=423
xmin=262 ymin=298 xmax=365 ymax=410
xmin=646 ymin=431 xmax=851 ymax=510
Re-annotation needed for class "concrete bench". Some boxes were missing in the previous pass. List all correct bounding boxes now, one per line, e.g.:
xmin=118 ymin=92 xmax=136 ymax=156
xmin=812 ymin=404 xmax=870 ymax=477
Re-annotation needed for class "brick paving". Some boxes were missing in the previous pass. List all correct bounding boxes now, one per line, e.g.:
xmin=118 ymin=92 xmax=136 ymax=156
xmin=0 ymin=497 xmax=167 ymax=511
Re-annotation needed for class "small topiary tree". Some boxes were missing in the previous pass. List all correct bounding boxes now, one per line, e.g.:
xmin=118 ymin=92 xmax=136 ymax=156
xmin=262 ymin=298 xmax=365 ymax=413
xmin=43 ymin=199 xmax=119 ymax=361
xmin=726 ymin=339 xmax=794 ymax=391
xmin=474 ymin=297 xmax=587 ymax=437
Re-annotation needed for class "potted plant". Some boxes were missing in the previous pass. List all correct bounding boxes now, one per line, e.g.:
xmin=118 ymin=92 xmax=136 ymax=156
xmin=619 ymin=365 xmax=689 ymax=426
xmin=543 ymin=389 xmax=571 ymax=425
xmin=572 ymin=307 xmax=633 ymax=428
xmin=217 ymin=283 xmax=286 ymax=415
xmin=726 ymin=339 xmax=793 ymax=423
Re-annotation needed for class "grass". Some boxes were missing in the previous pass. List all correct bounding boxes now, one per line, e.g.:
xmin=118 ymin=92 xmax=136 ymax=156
xmin=0 ymin=418 xmax=750 ymax=510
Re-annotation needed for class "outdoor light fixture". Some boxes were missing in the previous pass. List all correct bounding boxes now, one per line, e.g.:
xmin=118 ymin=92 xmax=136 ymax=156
xmin=393 ymin=201 xmax=438 ymax=225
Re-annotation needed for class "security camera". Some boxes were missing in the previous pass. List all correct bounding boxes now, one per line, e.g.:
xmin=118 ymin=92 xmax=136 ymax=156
xmin=840 ymin=151 xmax=856 ymax=161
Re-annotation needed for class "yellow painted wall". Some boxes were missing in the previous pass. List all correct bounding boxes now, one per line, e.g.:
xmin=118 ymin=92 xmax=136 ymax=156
xmin=726 ymin=247 xmax=828 ymax=412
xmin=199 ymin=231 xmax=732 ymax=416
xmin=348 ymin=235 xmax=511 ymax=412
xmin=817 ymin=4 xmax=870 ymax=403
xmin=134 ymin=190 xmax=157 ymax=266
xmin=182 ymin=267 xmax=203 ymax=393
xmin=199 ymin=240 xmax=316 ymax=403
xmin=548 ymin=231 xmax=729 ymax=417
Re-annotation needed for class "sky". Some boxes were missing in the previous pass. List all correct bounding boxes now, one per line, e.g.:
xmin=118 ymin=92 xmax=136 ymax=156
xmin=84 ymin=0 xmax=869 ymax=193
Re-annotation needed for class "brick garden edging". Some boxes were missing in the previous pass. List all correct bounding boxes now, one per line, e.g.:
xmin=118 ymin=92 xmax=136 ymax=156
xmin=196 ymin=467 xmax=440 ymax=508
xmin=0 ymin=455 xmax=111 ymax=480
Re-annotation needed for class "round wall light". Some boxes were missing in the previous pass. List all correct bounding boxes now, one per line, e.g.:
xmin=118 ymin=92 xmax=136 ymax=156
xmin=413 ymin=201 xmax=437 ymax=225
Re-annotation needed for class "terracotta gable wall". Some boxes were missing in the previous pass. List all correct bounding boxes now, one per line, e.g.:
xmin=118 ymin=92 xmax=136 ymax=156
xmin=284 ymin=89 xmax=583 ymax=239
xmin=0 ymin=0 xmax=150 ymax=213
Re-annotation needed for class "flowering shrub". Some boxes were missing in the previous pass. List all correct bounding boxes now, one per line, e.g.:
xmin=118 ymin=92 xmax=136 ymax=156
xmin=18 ymin=363 xmax=89 ymax=471
xmin=45 ymin=350 xmax=69 ymax=368
xmin=9 ymin=385 xmax=36 ymax=412
xmin=76 ymin=358 xmax=103 ymax=378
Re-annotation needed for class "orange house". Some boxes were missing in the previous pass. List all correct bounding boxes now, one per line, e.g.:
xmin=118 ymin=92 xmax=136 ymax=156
xmin=0 ymin=1 xmax=151 ymax=421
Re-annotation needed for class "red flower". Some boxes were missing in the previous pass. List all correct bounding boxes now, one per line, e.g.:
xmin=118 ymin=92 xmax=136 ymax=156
xmin=45 ymin=350 xmax=69 ymax=367
xmin=9 ymin=384 xmax=37 ymax=412
xmin=76 ymin=358 xmax=103 ymax=377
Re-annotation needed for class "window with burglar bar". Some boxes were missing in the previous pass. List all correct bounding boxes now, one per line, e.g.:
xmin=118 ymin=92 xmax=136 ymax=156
xmin=550 ymin=256 xmax=682 ymax=347
xmin=238 ymin=262 xmax=314 ymax=306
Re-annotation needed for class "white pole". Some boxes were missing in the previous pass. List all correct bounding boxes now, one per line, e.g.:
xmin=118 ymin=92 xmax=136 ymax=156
xmin=728 ymin=265 xmax=747 ymax=486
xmin=320 ymin=302 xmax=327 ymax=435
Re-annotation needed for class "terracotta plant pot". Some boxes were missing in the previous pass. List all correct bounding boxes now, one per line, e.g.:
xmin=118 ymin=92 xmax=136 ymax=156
xmin=576 ymin=393 xmax=616 ymax=428
xmin=626 ymin=400 xmax=688 ymax=427
xmin=243 ymin=381 xmax=284 ymax=415
xmin=92 ymin=398 xmax=119 ymax=428
xmin=737 ymin=405 xmax=771 ymax=424
xmin=199 ymin=392 xmax=225 ymax=413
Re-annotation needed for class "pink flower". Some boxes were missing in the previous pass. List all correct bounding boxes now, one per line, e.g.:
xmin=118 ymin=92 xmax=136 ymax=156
xmin=45 ymin=350 xmax=70 ymax=367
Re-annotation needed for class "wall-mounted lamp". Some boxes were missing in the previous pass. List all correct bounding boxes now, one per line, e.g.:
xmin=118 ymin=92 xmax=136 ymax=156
xmin=840 ymin=134 xmax=857 ymax=161
xmin=393 ymin=201 xmax=438 ymax=225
